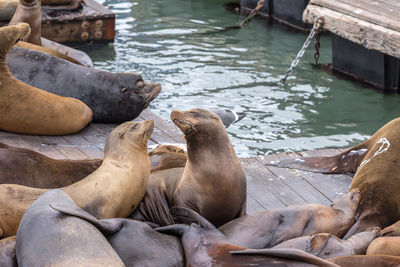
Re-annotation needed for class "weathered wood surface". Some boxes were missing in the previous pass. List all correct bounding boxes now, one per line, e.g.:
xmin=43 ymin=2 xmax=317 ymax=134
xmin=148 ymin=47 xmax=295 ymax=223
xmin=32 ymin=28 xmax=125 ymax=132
xmin=0 ymin=109 xmax=352 ymax=214
xmin=41 ymin=0 xmax=115 ymax=43
xmin=304 ymin=1 xmax=400 ymax=59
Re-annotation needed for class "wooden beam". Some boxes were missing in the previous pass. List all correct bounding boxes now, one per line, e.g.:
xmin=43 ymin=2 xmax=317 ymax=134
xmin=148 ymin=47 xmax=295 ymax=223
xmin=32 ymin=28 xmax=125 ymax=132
xmin=303 ymin=4 xmax=400 ymax=59
xmin=310 ymin=0 xmax=400 ymax=33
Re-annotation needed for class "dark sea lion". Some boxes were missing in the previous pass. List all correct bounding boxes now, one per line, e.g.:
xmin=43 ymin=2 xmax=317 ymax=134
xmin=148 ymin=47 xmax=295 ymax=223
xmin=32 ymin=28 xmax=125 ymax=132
xmin=50 ymin=201 xmax=185 ymax=266
xmin=219 ymin=189 xmax=361 ymax=249
xmin=0 ymin=23 xmax=93 ymax=135
xmin=327 ymin=255 xmax=400 ymax=266
xmin=16 ymin=190 xmax=125 ymax=266
xmin=8 ymin=46 xmax=161 ymax=123
xmin=0 ymin=236 xmax=16 ymax=267
xmin=271 ymin=227 xmax=381 ymax=259
xmin=131 ymin=108 xmax=247 ymax=227
xmin=366 ymin=236 xmax=400 ymax=257
xmin=156 ymin=207 xmax=338 ymax=267
xmin=0 ymin=120 xmax=153 ymax=237
xmin=9 ymin=0 xmax=92 ymax=67
xmin=0 ymin=143 xmax=101 ymax=188
xmin=270 ymin=118 xmax=400 ymax=237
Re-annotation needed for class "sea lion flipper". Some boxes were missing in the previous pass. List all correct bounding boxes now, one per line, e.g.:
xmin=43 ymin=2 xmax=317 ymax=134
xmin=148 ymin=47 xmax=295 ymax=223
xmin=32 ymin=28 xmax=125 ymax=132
xmin=306 ymin=234 xmax=331 ymax=255
xmin=49 ymin=203 xmax=123 ymax=234
xmin=171 ymin=206 xmax=215 ymax=229
xmin=155 ymin=224 xmax=189 ymax=236
xmin=268 ymin=147 xmax=368 ymax=174
xmin=230 ymin=248 xmax=339 ymax=267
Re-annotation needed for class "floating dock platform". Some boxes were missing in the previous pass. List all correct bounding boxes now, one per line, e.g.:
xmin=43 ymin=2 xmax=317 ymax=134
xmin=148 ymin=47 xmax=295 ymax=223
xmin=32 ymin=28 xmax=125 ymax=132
xmin=304 ymin=0 xmax=400 ymax=91
xmin=0 ymin=109 xmax=352 ymax=213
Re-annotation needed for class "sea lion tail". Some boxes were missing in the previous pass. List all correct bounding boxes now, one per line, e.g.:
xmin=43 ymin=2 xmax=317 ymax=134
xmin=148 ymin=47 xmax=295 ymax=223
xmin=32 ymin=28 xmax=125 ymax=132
xmin=49 ymin=203 xmax=123 ymax=234
xmin=171 ymin=206 xmax=215 ymax=229
xmin=230 ymin=248 xmax=340 ymax=267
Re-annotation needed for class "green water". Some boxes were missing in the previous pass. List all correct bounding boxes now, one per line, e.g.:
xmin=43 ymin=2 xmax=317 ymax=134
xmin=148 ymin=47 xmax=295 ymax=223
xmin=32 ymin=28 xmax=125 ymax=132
xmin=87 ymin=0 xmax=400 ymax=157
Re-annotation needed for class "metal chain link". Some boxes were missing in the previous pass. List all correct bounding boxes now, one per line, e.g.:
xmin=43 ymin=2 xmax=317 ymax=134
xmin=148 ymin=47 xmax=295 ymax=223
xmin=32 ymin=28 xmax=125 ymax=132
xmin=280 ymin=17 xmax=324 ymax=84
xmin=314 ymin=27 xmax=321 ymax=65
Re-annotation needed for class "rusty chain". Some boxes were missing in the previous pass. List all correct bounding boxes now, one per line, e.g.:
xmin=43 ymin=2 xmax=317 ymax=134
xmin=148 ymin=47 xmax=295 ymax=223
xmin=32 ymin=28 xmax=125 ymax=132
xmin=280 ymin=17 xmax=324 ymax=84
xmin=314 ymin=27 xmax=321 ymax=65
xmin=240 ymin=0 xmax=265 ymax=28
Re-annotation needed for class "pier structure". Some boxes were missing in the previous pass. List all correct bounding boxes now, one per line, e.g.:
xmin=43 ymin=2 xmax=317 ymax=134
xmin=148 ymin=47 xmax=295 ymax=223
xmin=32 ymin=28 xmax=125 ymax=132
xmin=0 ymin=109 xmax=352 ymax=213
xmin=304 ymin=0 xmax=400 ymax=91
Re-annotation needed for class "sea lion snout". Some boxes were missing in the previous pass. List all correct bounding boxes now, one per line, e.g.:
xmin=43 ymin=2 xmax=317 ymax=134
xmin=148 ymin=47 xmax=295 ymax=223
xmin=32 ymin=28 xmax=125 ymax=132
xmin=171 ymin=110 xmax=198 ymax=136
xmin=0 ymin=24 xmax=31 ymax=51
xmin=141 ymin=83 xmax=161 ymax=106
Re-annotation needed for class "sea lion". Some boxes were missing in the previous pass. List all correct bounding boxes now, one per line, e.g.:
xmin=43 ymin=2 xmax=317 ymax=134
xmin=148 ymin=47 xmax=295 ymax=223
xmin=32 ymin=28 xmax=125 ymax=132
xmin=382 ymin=220 xmax=400 ymax=237
xmin=0 ymin=23 xmax=93 ymax=135
xmin=130 ymin=108 xmax=247 ymax=228
xmin=270 ymin=118 xmax=400 ymax=237
xmin=8 ymin=46 xmax=161 ymax=123
xmin=16 ymin=190 xmax=125 ymax=266
xmin=149 ymin=144 xmax=187 ymax=172
xmin=156 ymin=207 xmax=338 ymax=267
xmin=0 ymin=120 xmax=153 ymax=237
xmin=327 ymin=255 xmax=400 ymax=266
xmin=9 ymin=0 xmax=93 ymax=67
xmin=0 ymin=0 xmax=18 ymax=21
xmin=218 ymin=189 xmax=361 ymax=249
xmin=0 ymin=142 xmax=101 ymax=188
xmin=366 ymin=236 xmax=400 ymax=257
xmin=271 ymin=228 xmax=381 ymax=259
xmin=50 ymin=200 xmax=184 ymax=266
xmin=0 ymin=236 xmax=16 ymax=267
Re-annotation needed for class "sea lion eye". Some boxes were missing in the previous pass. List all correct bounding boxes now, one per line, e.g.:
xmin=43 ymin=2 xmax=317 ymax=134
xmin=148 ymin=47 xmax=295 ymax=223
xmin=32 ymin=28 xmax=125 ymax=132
xmin=191 ymin=112 xmax=207 ymax=119
xmin=130 ymin=124 xmax=138 ymax=131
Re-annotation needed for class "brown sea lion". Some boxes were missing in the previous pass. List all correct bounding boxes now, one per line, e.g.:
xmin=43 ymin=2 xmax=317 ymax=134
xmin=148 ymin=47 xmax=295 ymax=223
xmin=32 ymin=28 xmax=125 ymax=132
xmin=0 ymin=236 xmax=16 ymax=267
xmin=50 ymin=200 xmax=184 ymax=266
xmin=271 ymin=227 xmax=381 ymax=259
xmin=219 ymin=189 xmax=361 ymax=249
xmin=149 ymin=144 xmax=187 ymax=172
xmin=0 ymin=142 xmax=186 ymax=188
xmin=0 ymin=120 xmax=153 ymax=237
xmin=327 ymin=255 xmax=400 ymax=266
xmin=9 ymin=0 xmax=92 ymax=67
xmin=130 ymin=108 xmax=247 ymax=228
xmin=366 ymin=236 xmax=400 ymax=257
xmin=382 ymin=220 xmax=400 ymax=237
xmin=0 ymin=23 xmax=92 ymax=135
xmin=16 ymin=190 xmax=125 ymax=266
xmin=156 ymin=207 xmax=338 ymax=267
xmin=270 ymin=118 xmax=400 ymax=237
xmin=0 ymin=143 xmax=101 ymax=188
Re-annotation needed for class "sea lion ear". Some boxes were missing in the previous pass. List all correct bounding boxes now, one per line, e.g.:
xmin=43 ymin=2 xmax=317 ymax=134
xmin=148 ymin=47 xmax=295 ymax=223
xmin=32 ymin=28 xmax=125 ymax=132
xmin=155 ymin=224 xmax=189 ymax=236
xmin=171 ymin=206 xmax=215 ymax=229
xmin=49 ymin=203 xmax=123 ymax=234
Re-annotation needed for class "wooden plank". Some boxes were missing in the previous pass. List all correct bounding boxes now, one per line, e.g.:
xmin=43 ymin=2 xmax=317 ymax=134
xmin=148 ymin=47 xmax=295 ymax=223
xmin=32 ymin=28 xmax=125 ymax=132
xmin=303 ymin=4 xmax=400 ymax=59
xmin=246 ymin=193 xmax=266 ymax=214
xmin=310 ymin=0 xmax=400 ymax=32
xmin=241 ymin=158 xmax=307 ymax=207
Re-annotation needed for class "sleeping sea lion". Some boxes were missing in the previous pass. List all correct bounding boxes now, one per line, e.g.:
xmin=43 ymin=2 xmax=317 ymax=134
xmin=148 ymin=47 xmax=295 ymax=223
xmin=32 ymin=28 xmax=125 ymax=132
xmin=156 ymin=207 xmax=338 ymax=267
xmin=0 ymin=120 xmax=153 ymax=237
xmin=16 ymin=190 xmax=125 ymax=266
xmin=327 ymin=255 xmax=400 ymax=266
xmin=149 ymin=144 xmax=187 ymax=172
xmin=219 ymin=189 xmax=361 ymax=249
xmin=50 ymin=200 xmax=184 ymax=266
xmin=270 ymin=118 xmax=400 ymax=237
xmin=366 ymin=236 xmax=400 ymax=257
xmin=0 ymin=23 xmax=92 ymax=135
xmin=0 ymin=236 xmax=16 ymax=267
xmin=271 ymin=228 xmax=381 ymax=258
xmin=130 ymin=108 xmax=247 ymax=227
xmin=8 ymin=46 xmax=161 ymax=123
xmin=9 ymin=0 xmax=93 ymax=67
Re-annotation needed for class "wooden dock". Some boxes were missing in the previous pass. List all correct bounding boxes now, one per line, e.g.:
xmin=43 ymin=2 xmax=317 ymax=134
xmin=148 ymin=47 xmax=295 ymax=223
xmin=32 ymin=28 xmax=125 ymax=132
xmin=0 ymin=109 xmax=352 ymax=214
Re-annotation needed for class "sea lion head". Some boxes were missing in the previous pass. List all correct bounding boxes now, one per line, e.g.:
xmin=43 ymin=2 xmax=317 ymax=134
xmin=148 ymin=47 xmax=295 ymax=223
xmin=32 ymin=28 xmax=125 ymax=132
xmin=171 ymin=108 xmax=225 ymax=139
xmin=104 ymin=120 xmax=154 ymax=156
xmin=330 ymin=188 xmax=361 ymax=212
xmin=0 ymin=23 xmax=31 ymax=59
